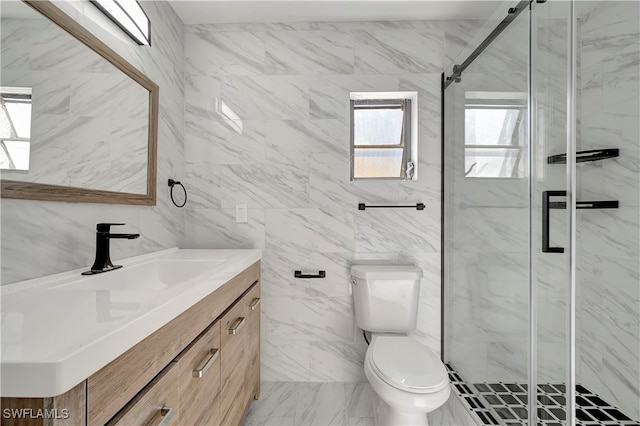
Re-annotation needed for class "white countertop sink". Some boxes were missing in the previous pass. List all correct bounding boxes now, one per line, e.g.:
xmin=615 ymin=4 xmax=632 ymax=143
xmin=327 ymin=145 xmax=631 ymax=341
xmin=0 ymin=248 xmax=261 ymax=398
xmin=50 ymin=259 xmax=227 ymax=292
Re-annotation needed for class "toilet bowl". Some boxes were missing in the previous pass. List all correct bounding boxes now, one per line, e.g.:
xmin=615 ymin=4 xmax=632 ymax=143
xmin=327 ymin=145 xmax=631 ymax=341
xmin=364 ymin=335 xmax=450 ymax=426
xmin=350 ymin=265 xmax=451 ymax=426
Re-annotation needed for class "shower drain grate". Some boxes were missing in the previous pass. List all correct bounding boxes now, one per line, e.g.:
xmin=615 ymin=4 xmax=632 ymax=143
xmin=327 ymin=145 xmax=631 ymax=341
xmin=445 ymin=363 xmax=639 ymax=426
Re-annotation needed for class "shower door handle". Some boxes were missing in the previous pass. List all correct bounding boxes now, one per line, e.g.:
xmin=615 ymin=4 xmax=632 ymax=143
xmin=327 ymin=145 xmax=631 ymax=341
xmin=542 ymin=190 xmax=566 ymax=253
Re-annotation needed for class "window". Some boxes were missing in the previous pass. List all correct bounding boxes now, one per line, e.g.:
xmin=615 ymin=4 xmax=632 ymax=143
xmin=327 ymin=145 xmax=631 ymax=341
xmin=464 ymin=93 xmax=526 ymax=178
xmin=350 ymin=92 xmax=417 ymax=180
xmin=0 ymin=87 xmax=32 ymax=171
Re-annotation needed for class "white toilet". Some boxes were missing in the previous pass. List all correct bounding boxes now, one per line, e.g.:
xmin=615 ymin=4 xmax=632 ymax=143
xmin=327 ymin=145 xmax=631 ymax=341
xmin=351 ymin=265 xmax=450 ymax=426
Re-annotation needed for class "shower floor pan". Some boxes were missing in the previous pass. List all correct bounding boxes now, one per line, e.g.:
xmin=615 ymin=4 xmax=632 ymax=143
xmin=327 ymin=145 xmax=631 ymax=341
xmin=445 ymin=363 xmax=639 ymax=426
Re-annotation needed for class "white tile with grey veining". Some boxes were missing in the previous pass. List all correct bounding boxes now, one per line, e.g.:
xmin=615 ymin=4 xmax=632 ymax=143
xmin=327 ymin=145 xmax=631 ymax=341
xmin=244 ymin=382 xmax=299 ymax=423
xmin=578 ymin=207 xmax=640 ymax=260
xmin=345 ymin=383 xmax=375 ymax=418
xmin=312 ymin=20 xmax=433 ymax=32
xmin=1 ymin=18 xmax=30 ymax=72
xmin=260 ymin=251 xmax=313 ymax=298
xmin=219 ymin=164 xmax=309 ymax=209
xmin=306 ymin=119 xmax=351 ymax=160
xmin=413 ymin=296 xmax=441 ymax=354
xmin=266 ymin=209 xmax=354 ymax=253
xmin=294 ymin=383 xmax=348 ymax=426
xmin=262 ymin=251 xmax=352 ymax=299
xmin=266 ymin=31 xmax=354 ymax=75
xmin=184 ymin=164 xmax=222 ymax=209
xmin=70 ymin=72 xmax=148 ymax=119
xmin=184 ymin=74 xmax=221 ymax=120
xmin=355 ymin=208 xmax=439 ymax=253
xmin=185 ymin=208 xmax=265 ymax=249
xmin=309 ymin=340 xmax=367 ymax=382
xmin=262 ymin=296 xmax=354 ymax=342
xmin=308 ymin=74 xmax=399 ymax=119
xmin=2 ymin=70 xmax=73 ymax=116
xmin=206 ymin=21 xmax=311 ymax=33
xmin=450 ymin=207 xmax=529 ymax=253
xmin=185 ymin=118 xmax=265 ymax=165
xmin=308 ymin=252 xmax=356 ymax=298
xmin=185 ymin=27 xmax=265 ymax=76
xmin=309 ymin=153 xmax=399 ymax=210
xmin=221 ymin=75 xmax=309 ymax=120
xmin=601 ymin=311 xmax=640 ymax=420
xmin=354 ymin=27 xmax=444 ymax=74
xmin=265 ymin=120 xmax=315 ymax=171
xmin=486 ymin=341 xmax=528 ymax=383
xmin=260 ymin=340 xmax=313 ymax=382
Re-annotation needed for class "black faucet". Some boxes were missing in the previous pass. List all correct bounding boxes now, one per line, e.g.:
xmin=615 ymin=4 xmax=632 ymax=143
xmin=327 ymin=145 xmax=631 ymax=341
xmin=82 ymin=223 xmax=140 ymax=275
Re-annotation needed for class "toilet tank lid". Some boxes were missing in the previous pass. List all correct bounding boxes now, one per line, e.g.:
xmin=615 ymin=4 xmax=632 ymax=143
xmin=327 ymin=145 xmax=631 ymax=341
xmin=350 ymin=265 xmax=423 ymax=280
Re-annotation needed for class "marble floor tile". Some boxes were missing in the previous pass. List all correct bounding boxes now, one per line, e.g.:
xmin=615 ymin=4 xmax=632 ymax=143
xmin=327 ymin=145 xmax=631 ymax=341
xmin=244 ymin=382 xmax=300 ymax=424
xmin=294 ymin=382 xmax=348 ymax=425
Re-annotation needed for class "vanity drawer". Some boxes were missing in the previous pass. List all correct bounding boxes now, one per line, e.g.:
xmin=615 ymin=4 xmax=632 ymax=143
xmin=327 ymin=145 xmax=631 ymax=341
xmin=175 ymin=320 xmax=221 ymax=426
xmin=219 ymin=285 xmax=253 ymax=424
xmin=107 ymin=361 xmax=179 ymax=426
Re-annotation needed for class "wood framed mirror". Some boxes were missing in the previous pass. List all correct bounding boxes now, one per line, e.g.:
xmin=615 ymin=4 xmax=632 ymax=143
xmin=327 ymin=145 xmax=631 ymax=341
xmin=0 ymin=0 xmax=158 ymax=205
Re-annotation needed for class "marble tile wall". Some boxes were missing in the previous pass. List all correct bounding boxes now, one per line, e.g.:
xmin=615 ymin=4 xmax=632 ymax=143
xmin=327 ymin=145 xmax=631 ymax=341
xmin=183 ymin=20 xmax=452 ymax=381
xmin=1 ymin=0 xmax=186 ymax=284
xmin=575 ymin=1 xmax=640 ymax=420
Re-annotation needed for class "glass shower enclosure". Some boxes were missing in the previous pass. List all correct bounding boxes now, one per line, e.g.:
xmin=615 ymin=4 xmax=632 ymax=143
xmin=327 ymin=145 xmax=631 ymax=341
xmin=442 ymin=1 xmax=639 ymax=425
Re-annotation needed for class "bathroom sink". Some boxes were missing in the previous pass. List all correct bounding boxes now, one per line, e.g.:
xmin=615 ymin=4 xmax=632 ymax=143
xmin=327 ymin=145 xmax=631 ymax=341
xmin=51 ymin=259 xmax=226 ymax=292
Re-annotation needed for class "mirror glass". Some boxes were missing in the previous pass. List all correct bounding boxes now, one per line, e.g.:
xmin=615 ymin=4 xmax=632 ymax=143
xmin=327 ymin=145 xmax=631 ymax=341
xmin=0 ymin=0 xmax=150 ymax=195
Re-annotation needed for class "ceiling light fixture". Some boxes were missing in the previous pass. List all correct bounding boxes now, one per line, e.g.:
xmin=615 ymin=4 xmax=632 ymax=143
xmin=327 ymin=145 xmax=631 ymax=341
xmin=90 ymin=0 xmax=151 ymax=46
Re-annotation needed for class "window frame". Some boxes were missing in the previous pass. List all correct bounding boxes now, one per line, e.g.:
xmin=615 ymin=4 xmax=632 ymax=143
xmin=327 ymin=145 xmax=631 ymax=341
xmin=463 ymin=97 xmax=526 ymax=179
xmin=350 ymin=97 xmax=413 ymax=181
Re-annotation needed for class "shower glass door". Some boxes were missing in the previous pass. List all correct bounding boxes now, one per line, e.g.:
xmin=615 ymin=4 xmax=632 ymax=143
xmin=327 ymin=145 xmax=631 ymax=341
xmin=531 ymin=1 xmax=574 ymax=424
xmin=443 ymin=1 xmax=576 ymax=424
xmin=443 ymin=2 xmax=534 ymax=423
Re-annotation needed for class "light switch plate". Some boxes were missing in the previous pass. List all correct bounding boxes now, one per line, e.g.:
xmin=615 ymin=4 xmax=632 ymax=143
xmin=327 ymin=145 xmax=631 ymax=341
xmin=235 ymin=204 xmax=248 ymax=223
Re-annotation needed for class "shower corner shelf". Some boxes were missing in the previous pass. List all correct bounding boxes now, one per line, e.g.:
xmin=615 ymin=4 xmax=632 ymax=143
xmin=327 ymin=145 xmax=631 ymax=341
xmin=547 ymin=148 xmax=619 ymax=164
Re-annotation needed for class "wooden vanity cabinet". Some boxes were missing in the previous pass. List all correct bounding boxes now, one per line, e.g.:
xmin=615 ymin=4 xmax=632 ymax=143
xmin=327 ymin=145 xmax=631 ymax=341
xmin=174 ymin=320 xmax=222 ymax=426
xmin=0 ymin=261 xmax=261 ymax=426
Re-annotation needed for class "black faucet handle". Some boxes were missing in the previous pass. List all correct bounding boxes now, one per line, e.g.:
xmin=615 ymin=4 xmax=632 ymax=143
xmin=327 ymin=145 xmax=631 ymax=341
xmin=96 ymin=223 xmax=126 ymax=232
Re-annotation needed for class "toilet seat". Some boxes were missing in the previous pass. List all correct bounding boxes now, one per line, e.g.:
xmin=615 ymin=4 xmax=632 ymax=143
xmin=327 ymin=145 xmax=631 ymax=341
xmin=369 ymin=336 xmax=448 ymax=394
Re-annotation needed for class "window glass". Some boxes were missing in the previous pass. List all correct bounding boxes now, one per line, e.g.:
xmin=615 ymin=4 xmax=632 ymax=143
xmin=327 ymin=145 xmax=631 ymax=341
xmin=350 ymin=93 xmax=416 ymax=181
xmin=2 ymin=140 xmax=30 ymax=170
xmin=464 ymin=147 xmax=523 ymax=178
xmin=354 ymin=148 xmax=404 ymax=178
xmin=465 ymin=108 xmax=521 ymax=146
xmin=1 ymin=88 xmax=32 ymax=171
xmin=464 ymin=97 xmax=525 ymax=178
xmin=353 ymin=108 xmax=404 ymax=146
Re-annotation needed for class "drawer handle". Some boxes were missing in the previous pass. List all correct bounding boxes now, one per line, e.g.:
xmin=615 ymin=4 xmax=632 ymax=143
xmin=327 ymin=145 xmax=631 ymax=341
xmin=192 ymin=348 xmax=219 ymax=378
xmin=157 ymin=406 xmax=173 ymax=426
xmin=228 ymin=317 xmax=245 ymax=335
xmin=249 ymin=298 xmax=261 ymax=311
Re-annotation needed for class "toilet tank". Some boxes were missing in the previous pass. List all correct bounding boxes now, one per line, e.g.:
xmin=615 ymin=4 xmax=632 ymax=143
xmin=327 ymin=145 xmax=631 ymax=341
xmin=350 ymin=265 xmax=423 ymax=333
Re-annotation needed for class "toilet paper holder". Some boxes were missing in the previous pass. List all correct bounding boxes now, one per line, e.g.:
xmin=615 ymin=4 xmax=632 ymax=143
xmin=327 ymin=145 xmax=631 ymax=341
xmin=294 ymin=270 xmax=326 ymax=279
